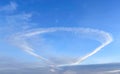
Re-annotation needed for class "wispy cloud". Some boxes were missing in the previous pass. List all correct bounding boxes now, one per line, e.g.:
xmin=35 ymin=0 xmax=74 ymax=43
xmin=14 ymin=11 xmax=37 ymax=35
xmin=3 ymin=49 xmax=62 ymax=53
xmin=105 ymin=69 xmax=120 ymax=73
xmin=0 ymin=1 xmax=33 ymax=39
xmin=0 ymin=2 xmax=17 ymax=12
xmin=6 ymin=13 xmax=32 ymax=29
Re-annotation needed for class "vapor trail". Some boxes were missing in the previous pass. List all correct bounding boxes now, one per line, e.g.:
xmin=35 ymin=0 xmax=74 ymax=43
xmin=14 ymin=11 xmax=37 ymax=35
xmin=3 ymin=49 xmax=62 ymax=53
xmin=74 ymin=40 xmax=112 ymax=65
xmin=10 ymin=27 xmax=113 ymax=67
xmin=73 ymin=29 xmax=113 ymax=65
xmin=9 ymin=36 xmax=55 ymax=67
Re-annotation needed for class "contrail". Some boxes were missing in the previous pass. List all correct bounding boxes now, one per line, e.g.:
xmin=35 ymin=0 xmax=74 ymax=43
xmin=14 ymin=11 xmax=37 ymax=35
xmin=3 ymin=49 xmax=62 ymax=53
xmin=9 ymin=27 xmax=113 ymax=67
xmin=73 ymin=41 xmax=111 ymax=65
xmin=9 ymin=35 xmax=55 ymax=67
xmin=72 ymin=28 xmax=113 ymax=65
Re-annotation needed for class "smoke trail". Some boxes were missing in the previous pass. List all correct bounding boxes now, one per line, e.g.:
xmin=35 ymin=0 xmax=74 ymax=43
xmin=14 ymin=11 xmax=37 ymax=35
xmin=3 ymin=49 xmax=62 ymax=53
xmin=10 ymin=27 xmax=113 ymax=67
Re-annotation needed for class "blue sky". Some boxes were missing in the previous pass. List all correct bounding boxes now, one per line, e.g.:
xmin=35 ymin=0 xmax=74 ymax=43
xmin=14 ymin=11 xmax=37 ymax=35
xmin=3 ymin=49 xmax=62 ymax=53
xmin=0 ymin=0 xmax=120 ymax=66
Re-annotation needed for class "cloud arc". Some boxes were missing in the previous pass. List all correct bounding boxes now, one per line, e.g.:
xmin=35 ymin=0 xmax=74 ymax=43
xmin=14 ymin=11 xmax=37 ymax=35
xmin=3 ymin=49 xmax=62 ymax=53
xmin=10 ymin=27 xmax=113 ymax=67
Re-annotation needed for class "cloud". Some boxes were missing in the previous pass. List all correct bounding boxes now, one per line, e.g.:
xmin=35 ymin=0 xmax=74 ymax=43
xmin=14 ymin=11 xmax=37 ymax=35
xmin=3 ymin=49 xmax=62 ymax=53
xmin=5 ymin=13 xmax=32 ymax=29
xmin=9 ymin=28 xmax=113 ymax=68
xmin=47 ymin=56 xmax=78 ymax=65
xmin=105 ymin=69 xmax=120 ymax=73
xmin=0 ymin=57 xmax=120 ymax=74
xmin=0 ymin=56 xmax=46 ymax=70
xmin=0 ymin=1 xmax=33 ymax=39
xmin=0 ymin=2 xmax=17 ymax=12
xmin=0 ymin=1 xmax=32 ymax=30
xmin=0 ymin=13 xmax=33 ymax=41
xmin=63 ymin=70 xmax=77 ymax=74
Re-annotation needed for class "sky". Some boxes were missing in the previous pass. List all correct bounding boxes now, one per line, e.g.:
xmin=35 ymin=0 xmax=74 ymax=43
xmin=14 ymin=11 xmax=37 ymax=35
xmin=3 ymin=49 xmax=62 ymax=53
xmin=0 ymin=0 xmax=120 ymax=67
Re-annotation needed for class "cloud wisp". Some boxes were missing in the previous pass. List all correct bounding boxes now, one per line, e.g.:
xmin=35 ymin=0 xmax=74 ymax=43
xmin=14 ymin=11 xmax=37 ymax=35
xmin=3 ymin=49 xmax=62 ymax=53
xmin=9 ymin=27 xmax=113 ymax=68
xmin=0 ymin=2 xmax=17 ymax=12
xmin=105 ymin=69 xmax=120 ymax=73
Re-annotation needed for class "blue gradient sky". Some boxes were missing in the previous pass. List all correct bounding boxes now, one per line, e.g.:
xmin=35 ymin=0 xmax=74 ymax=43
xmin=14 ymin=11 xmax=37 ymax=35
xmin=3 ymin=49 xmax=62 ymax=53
xmin=0 ymin=0 xmax=120 ymax=65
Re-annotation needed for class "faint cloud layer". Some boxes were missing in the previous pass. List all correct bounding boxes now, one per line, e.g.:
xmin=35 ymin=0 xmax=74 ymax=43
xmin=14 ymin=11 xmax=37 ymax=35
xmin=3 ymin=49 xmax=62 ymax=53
xmin=0 ymin=2 xmax=17 ymax=12
xmin=0 ymin=57 xmax=120 ymax=74
xmin=63 ymin=70 xmax=77 ymax=74
xmin=0 ymin=1 xmax=34 ymax=39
